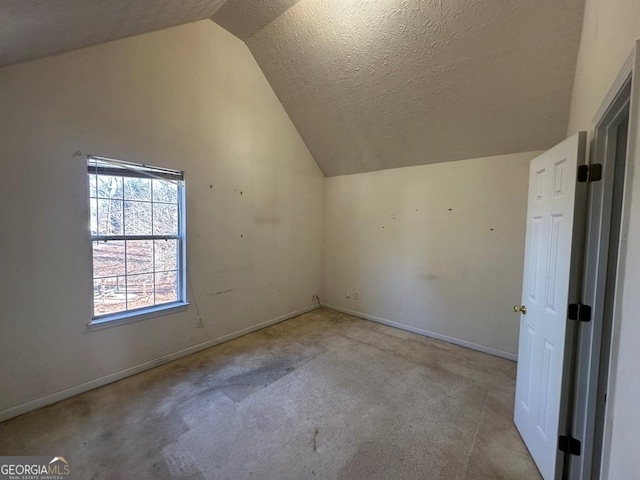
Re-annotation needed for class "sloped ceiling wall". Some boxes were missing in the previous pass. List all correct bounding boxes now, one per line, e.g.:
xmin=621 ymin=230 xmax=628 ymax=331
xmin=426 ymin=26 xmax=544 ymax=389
xmin=238 ymin=0 xmax=586 ymax=176
xmin=211 ymin=0 xmax=301 ymax=40
xmin=0 ymin=0 xmax=227 ymax=67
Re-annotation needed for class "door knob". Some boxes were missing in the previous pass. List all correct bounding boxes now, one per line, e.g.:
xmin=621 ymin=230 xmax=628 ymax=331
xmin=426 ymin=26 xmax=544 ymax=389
xmin=514 ymin=305 xmax=527 ymax=315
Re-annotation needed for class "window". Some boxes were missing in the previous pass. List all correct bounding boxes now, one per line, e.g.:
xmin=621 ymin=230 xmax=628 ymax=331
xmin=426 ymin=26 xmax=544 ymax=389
xmin=88 ymin=156 xmax=186 ymax=325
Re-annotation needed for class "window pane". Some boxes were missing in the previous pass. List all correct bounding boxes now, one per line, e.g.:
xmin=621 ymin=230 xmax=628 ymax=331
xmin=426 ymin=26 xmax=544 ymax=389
xmin=154 ymin=239 xmax=178 ymax=272
xmin=153 ymin=203 xmax=178 ymax=235
xmin=124 ymin=177 xmax=151 ymax=201
xmin=89 ymin=158 xmax=184 ymax=319
xmin=153 ymin=179 xmax=178 ymax=204
xmin=93 ymin=240 xmax=125 ymax=278
xmin=126 ymin=240 xmax=154 ymax=275
xmin=96 ymin=175 xmax=123 ymax=199
xmin=126 ymin=274 xmax=155 ymax=310
xmin=124 ymin=201 xmax=152 ymax=235
xmin=155 ymin=270 xmax=178 ymax=304
xmin=89 ymin=174 xmax=97 ymax=199
xmin=89 ymin=198 xmax=98 ymax=235
xmin=94 ymin=276 xmax=127 ymax=316
xmin=98 ymin=199 xmax=123 ymax=236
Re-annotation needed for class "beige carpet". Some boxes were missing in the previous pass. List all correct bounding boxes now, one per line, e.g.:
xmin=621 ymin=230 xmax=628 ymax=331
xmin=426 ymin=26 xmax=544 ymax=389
xmin=0 ymin=308 xmax=541 ymax=479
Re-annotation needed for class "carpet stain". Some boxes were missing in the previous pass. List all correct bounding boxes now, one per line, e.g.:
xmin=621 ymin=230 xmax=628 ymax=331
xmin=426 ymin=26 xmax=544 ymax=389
xmin=196 ymin=357 xmax=303 ymax=403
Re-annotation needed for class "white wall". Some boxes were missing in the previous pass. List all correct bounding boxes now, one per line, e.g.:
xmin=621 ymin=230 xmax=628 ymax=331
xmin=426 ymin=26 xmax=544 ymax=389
xmin=567 ymin=1 xmax=640 ymax=477
xmin=323 ymin=152 xmax=540 ymax=359
xmin=0 ymin=20 xmax=324 ymax=420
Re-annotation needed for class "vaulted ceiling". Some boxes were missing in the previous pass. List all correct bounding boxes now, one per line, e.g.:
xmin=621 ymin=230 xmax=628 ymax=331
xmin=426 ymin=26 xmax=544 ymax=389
xmin=1 ymin=0 xmax=586 ymax=176
xmin=231 ymin=0 xmax=586 ymax=176
xmin=0 ymin=1 xmax=227 ymax=67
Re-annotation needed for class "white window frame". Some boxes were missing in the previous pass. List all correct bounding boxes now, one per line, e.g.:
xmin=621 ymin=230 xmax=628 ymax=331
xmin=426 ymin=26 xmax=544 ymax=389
xmin=87 ymin=155 xmax=188 ymax=328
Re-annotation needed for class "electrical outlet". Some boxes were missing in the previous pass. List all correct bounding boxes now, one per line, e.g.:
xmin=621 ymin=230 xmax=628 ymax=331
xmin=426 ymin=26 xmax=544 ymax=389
xmin=197 ymin=318 xmax=204 ymax=328
xmin=354 ymin=292 xmax=359 ymax=300
xmin=312 ymin=294 xmax=317 ymax=302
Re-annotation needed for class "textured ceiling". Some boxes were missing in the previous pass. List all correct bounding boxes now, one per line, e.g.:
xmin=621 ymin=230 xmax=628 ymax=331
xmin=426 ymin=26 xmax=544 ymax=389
xmin=211 ymin=0 xmax=301 ymax=41
xmin=243 ymin=0 xmax=586 ymax=176
xmin=1 ymin=0 xmax=586 ymax=177
xmin=0 ymin=0 xmax=227 ymax=67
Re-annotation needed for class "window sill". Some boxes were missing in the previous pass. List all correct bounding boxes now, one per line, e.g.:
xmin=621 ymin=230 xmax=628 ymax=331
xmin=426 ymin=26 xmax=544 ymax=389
xmin=88 ymin=302 xmax=190 ymax=330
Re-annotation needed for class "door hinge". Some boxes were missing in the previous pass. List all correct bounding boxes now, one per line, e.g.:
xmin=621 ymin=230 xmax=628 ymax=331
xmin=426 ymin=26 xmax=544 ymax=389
xmin=577 ymin=164 xmax=602 ymax=182
xmin=568 ymin=303 xmax=592 ymax=322
xmin=559 ymin=435 xmax=581 ymax=456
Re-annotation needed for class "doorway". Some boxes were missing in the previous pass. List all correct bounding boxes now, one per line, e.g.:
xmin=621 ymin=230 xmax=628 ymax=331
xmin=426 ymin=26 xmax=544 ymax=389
xmin=513 ymin=48 xmax=638 ymax=479
xmin=565 ymin=72 xmax=632 ymax=479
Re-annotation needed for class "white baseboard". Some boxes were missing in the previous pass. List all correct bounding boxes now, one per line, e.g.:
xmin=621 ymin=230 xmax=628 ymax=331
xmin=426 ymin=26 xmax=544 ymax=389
xmin=324 ymin=304 xmax=518 ymax=362
xmin=0 ymin=304 xmax=320 ymax=423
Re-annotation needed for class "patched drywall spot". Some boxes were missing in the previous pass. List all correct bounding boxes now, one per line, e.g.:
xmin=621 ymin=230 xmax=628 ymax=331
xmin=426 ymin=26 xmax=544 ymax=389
xmin=208 ymin=288 xmax=236 ymax=296
xmin=253 ymin=215 xmax=281 ymax=225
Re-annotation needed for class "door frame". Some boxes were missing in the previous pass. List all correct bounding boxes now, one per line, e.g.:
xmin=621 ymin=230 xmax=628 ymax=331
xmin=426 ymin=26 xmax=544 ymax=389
xmin=566 ymin=42 xmax=639 ymax=479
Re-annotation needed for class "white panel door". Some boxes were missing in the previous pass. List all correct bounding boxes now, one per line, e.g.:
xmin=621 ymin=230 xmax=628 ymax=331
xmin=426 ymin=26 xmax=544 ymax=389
xmin=514 ymin=132 xmax=587 ymax=480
